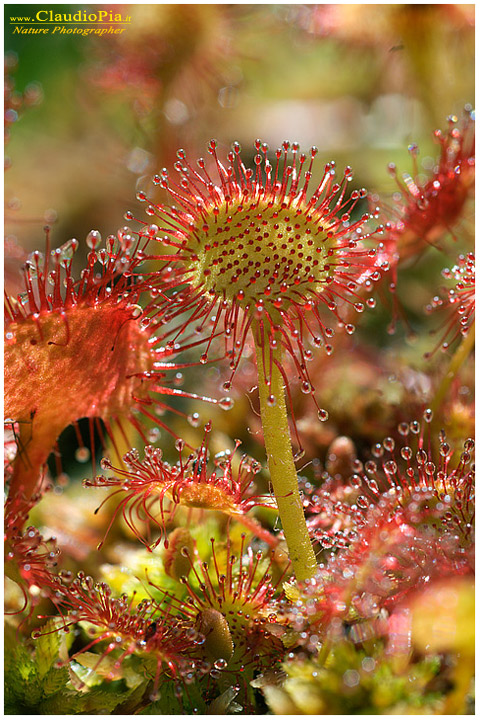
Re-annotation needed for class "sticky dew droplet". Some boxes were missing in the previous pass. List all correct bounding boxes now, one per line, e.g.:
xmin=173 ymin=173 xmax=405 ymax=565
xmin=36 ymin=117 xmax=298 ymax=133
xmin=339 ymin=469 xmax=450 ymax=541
xmin=213 ymin=658 xmax=228 ymax=670
xmin=86 ymin=230 xmax=102 ymax=250
xmin=401 ymin=446 xmax=413 ymax=461
xmin=350 ymin=474 xmax=362 ymax=489
xmin=410 ymin=421 xmax=420 ymax=434
xmin=188 ymin=412 xmax=201 ymax=427
xmin=423 ymin=408 xmax=433 ymax=423
xmin=130 ymin=305 xmax=143 ymax=319
xmin=58 ymin=239 xmax=78 ymax=264
xmin=219 ymin=397 xmax=234 ymax=411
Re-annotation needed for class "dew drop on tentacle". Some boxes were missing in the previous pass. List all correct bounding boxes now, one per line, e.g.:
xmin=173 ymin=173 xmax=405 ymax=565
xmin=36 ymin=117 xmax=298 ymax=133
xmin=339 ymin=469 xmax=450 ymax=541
xmin=86 ymin=229 xmax=102 ymax=250
xmin=439 ymin=443 xmax=450 ymax=457
xmin=213 ymin=657 xmax=228 ymax=670
xmin=356 ymin=495 xmax=370 ymax=510
xmin=130 ymin=305 xmax=143 ymax=319
xmin=383 ymin=437 xmax=395 ymax=452
xmin=384 ymin=460 xmax=397 ymax=475
xmin=219 ymin=397 xmax=234 ymax=411
xmin=423 ymin=408 xmax=433 ymax=423
xmin=188 ymin=412 xmax=201 ymax=428
xmin=319 ymin=535 xmax=334 ymax=549
xmin=301 ymin=381 xmax=312 ymax=394
xmin=401 ymin=447 xmax=413 ymax=461
xmin=58 ymin=239 xmax=79 ymax=265
xmin=350 ymin=474 xmax=362 ymax=489
xmin=352 ymin=458 xmax=363 ymax=473
xmin=365 ymin=460 xmax=377 ymax=474
xmin=147 ymin=224 xmax=159 ymax=237
xmin=410 ymin=421 xmax=420 ymax=434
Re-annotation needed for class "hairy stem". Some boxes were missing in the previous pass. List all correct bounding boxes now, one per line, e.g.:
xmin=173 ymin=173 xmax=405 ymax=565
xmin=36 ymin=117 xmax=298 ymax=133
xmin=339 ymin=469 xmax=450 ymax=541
xmin=254 ymin=328 xmax=317 ymax=581
xmin=430 ymin=321 xmax=475 ymax=415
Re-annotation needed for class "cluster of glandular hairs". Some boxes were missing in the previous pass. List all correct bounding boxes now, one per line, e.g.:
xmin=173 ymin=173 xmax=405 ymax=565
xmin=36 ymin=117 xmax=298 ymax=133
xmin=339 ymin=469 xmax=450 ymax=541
xmin=306 ymin=417 xmax=474 ymax=548
xmin=383 ymin=107 xmax=475 ymax=257
xmin=35 ymin=573 xmax=205 ymax=699
xmin=134 ymin=139 xmax=387 ymax=401
xmin=297 ymin=493 xmax=473 ymax=646
xmin=301 ymin=473 xmax=361 ymax=553
xmin=425 ymin=252 xmax=475 ymax=355
xmin=4 ymin=229 xmax=226 ymax=513
xmin=5 ymin=525 xmax=60 ymax=615
xmin=367 ymin=109 xmax=475 ymax=333
xmin=295 ymin=422 xmax=474 ymax=644
xmin=85 ymin=429 xmax=274 ymax=550
xmin=350 ymin=423 xmax=475 ymax=541
xmin=175 ymin=535 xmax=289 ymax=681
xmin=4 ymin=229 xmax=145 ymax=324
xmin=37 ymin=536 xmax=290 ymax=707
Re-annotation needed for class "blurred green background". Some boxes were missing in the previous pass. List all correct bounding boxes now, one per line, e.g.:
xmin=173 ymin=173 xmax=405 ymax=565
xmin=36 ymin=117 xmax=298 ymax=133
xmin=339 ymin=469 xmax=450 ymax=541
xmin=5 ymin=3 xmax=475 ymax=473
xmin=6 ymin=3 xmax=475 ymax=251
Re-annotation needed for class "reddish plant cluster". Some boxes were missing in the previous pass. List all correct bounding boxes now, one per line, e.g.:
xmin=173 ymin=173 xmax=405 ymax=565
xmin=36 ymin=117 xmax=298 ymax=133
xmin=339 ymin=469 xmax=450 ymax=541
xmin=86 ymin=429 xmax=275 ymax=549
xmin=176 ymin=534 xmax=290 ymax=680
xmin=88 ymin=5 xmax=237 ymax=118
xmin=29 ymin=534 xmax=290 ymax=707
xmin=295 ymin=421 xmax=474 ymax=649
xmin=370 ymin=109 xmax=475 ymax=332
xmin=5 ymin=523 xmax=60 ymax=615
xmin=134 ymin=140 xmax=387 ymax=415
xmin=36 ymin=572 xmax=203 ymax=698
xmin=426 ymin=252 xmax=475 ymax=354
xmin=4 ymin=229 xmax=229 ymax=515
xmin=4 ymin=118 xmax=475 ymax=713
xmin=384 ymin=108 xmax=474 ymax=258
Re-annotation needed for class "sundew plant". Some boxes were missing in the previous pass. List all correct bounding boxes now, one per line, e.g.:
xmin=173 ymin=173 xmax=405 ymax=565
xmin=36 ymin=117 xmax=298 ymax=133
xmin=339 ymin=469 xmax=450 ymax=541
xmin=4 ymin=4 xmax=475 ymax=715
